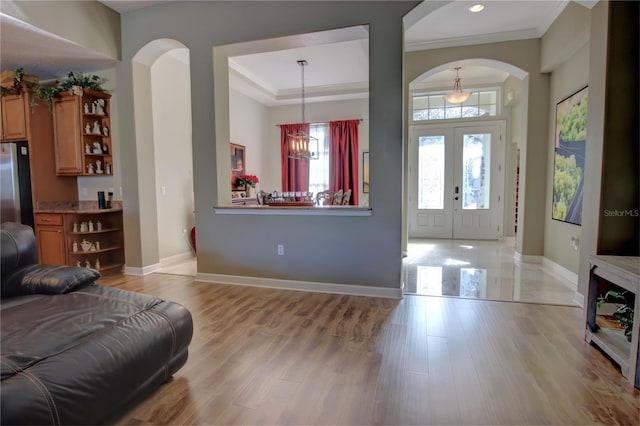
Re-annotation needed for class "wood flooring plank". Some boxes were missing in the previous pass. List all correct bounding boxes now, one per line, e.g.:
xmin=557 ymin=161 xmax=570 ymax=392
xmin=105 ymin=275 xmax=640 ymax=425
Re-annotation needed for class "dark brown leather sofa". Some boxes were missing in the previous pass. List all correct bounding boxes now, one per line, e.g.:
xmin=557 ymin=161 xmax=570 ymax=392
xmin=0 ymin=222 xmax=193 ymax=425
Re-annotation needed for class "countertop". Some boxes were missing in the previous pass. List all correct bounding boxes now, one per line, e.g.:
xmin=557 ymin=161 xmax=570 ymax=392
xmin=35 ymin=201 xmax=123 ymax=214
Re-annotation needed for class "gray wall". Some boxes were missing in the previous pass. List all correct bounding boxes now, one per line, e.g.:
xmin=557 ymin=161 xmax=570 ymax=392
xmin=405 ymin=39 xmax=550 ymax=256
xmin=118 ymin=1 xmax=419 ymax=288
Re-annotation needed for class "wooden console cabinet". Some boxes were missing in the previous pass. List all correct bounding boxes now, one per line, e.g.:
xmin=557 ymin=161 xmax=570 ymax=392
xmin=34 ymin=207 xmax=124 ymax=274
xmin=53 ymin=89 xmax=113 ymax=176
xmin=585 ymin=255 xmax=640 ymax=388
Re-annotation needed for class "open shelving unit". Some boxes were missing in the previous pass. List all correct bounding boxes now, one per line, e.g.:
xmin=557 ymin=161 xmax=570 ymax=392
xmin=585 ymin=255 xmax=639 ymax=388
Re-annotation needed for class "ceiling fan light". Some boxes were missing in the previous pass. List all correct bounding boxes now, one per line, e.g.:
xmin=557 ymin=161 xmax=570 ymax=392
xmin=469 ymin=4 xmax=485 ymax=13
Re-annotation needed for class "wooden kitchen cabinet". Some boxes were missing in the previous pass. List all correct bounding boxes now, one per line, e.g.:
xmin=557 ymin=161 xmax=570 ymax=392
xmin=34 ymin=213 xmax=67 ymax=265
xmin=34 ymin=207 xmax=124 ymax=273
xmin=0 ymin=89 xmax=78 ymax=204
xmin=53 ymin=89 xmax=113 ymax=176
xmin=1 ymin=93 xmax=28 ymax=141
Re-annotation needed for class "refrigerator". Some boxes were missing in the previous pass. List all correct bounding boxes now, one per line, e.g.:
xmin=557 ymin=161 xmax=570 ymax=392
xmin=1 ymin=142 xmax=34 ymax=228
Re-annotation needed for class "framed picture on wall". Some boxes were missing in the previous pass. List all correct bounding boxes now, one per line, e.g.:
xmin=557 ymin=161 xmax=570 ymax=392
xmin=552 ymin=86 xmax=588 ymax=225
xmin=363 ymin=151 xmax=370 ymax=193
xmin=230 ymin=143 xmax=246 ymax=190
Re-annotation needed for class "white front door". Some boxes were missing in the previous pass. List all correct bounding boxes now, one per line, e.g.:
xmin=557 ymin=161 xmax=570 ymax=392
xmin=409 ymin=122 xmax=505 ymax=239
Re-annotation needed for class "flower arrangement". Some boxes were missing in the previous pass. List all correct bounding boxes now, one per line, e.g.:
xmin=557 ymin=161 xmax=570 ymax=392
xmin=1 ymin=68 xmax=107 ymax=109
xmin=236 ymin=175 xmax=259 ymax=188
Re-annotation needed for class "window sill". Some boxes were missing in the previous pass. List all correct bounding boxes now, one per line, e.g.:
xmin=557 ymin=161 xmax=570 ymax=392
xmin=213 ymin=205 xmax=372 ymax=216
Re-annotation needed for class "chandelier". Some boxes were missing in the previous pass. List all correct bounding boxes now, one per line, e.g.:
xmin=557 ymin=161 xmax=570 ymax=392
xmin=443 ymin=67 xmax=471 ymax=104
xmin=288 ymin=60 xmax=319 ymax=160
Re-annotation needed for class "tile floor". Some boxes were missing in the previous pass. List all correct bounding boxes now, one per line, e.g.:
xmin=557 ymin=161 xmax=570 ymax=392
xmin=403 ymin=237 xmax=579 ymax=306
xmin=155 ymin=238 xmax=580 ymax=306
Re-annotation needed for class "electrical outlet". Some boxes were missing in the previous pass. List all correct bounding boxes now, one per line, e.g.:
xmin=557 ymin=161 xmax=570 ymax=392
xmin=82 ymin=187 xmax=88 ymax=197
xmin=277 ymin=244 xmax=284 ymax=256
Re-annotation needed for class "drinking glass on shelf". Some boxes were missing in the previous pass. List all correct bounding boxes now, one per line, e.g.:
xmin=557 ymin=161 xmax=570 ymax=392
xmin=295 ymin=191 xmax=301 ymax=201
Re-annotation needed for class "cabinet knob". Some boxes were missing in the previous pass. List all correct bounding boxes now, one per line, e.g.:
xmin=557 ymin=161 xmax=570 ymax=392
xmin=44 ymin=218 xmax=52 ymax=222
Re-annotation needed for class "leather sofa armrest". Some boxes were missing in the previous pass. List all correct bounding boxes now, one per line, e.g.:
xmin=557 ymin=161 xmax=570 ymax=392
xmin=2 ymin=265 xmax=100 ymax=298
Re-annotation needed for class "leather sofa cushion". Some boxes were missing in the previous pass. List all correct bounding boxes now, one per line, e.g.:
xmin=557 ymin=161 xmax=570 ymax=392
xmin=2 ymin=265 xmax=100 ymax=298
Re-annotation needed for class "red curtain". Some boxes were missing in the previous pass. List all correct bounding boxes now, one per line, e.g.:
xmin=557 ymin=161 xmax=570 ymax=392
xmin=280 ymin=123 xmax=310 ymax=192
xmin=329 ymin=120 xmax=359 ymax=205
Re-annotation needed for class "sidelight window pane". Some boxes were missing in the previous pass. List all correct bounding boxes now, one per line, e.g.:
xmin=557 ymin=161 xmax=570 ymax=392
xmin=418 ymin=136 xmax=445 ymax=209
xmin=462 ymin=133 xmax=491 ymax=209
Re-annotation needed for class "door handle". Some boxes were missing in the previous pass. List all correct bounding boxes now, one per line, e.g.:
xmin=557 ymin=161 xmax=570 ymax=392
xmin=454 ymin=186 xmax=459 ymax=200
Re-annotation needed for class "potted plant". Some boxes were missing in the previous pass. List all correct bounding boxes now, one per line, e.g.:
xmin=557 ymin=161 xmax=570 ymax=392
xmin=1 ymin=68 xmax=107 ymax=108
xmin=597 ymin=290 xmax=635 ymax=342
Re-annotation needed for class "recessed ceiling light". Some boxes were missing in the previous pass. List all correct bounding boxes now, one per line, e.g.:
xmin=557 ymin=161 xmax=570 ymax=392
xmin=469 ymin=3 xmax=485 ymax=13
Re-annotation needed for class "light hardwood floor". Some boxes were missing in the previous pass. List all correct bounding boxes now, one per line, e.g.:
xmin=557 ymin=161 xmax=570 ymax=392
xmin=101 ymin=273 xmax=640 ymax=425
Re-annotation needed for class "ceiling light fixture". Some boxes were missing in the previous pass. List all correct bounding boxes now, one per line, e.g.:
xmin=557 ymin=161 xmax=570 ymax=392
xmin=443 ymin=67 xmax=471 ymax=104
xmin=469 ymin=3 xmax=485 ymax=13
xmin=288 ymin=59 xmax=319 ymax=160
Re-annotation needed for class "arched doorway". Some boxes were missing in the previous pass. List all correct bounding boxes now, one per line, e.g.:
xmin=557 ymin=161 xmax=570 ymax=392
xmin=130 ymin=39 xmax=195 ymax=274
xmin=407 ymin=59 xmax=528 ymax=240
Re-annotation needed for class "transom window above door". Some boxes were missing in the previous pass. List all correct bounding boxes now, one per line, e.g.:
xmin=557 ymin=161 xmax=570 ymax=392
xmin=412 ymin=89 xmax=500 ymax=122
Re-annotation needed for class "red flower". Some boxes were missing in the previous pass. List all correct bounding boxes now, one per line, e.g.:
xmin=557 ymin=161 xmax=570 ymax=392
xmin=236 ymin=175 xmax=259 ymax=187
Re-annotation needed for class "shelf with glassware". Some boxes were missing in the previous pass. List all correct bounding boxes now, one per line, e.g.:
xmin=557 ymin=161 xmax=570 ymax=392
xmin=53 ymin=89 xmax=113 ymax=176
xmin=65 ymin=210 xmax=124 ymax=274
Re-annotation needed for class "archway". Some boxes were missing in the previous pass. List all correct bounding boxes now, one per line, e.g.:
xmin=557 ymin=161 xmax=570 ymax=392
xmin=128 ymin=39 xmax=194 ymax=274
xmin=405 ymin=58 xmax=529 ymax=246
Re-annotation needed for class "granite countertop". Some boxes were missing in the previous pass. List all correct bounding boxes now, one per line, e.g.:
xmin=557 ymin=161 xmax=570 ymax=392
xmin=35 ymin=201 xmax=123 ymax=214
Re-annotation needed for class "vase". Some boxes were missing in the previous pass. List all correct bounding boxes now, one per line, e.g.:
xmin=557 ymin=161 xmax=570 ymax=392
xmin=246 ymin=187 xmax=251 ymax=197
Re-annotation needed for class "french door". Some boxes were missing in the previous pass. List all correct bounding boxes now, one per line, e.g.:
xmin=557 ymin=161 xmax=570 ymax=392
xmin=408 ymin=121 xmax=505 ymax=239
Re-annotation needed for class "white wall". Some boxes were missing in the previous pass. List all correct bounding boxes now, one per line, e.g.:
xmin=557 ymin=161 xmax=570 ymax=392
xmin=151 ymin=48 xmax=194 ymax=261
xmin=229 ymin=88 xmax=269 ymax=194
xmin=503 ymin=75 xmax=528 ymax=237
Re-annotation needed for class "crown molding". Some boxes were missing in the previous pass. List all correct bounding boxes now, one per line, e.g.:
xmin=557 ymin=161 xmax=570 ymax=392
xmin=405 ymin=28 xmax=541 ymax=52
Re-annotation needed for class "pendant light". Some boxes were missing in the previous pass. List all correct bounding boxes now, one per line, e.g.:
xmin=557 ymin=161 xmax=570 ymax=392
xmin=443 ymin=67 xmax=471 ymax=104
xmin=288 ymin=60 xmax=319 ymax=160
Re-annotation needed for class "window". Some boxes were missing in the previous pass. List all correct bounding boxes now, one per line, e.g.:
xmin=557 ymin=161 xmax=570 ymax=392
xmin=308 ymin=123 xmax=330 ymax=194
xmin=412 ymin=89 xmax=499 ymax=122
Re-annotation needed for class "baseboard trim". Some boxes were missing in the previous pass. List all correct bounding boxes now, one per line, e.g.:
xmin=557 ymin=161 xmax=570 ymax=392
xmin=160 ymin=251 xmax=195 ymax=267
xmin=195 ymin=273 xmax=403 ymax=299
xmin=124 ymin=263 xmax=162 ymax=276
xmin=542 ymin=257 xmax=578 ymax=291
xmin=572 ymin=292 xmax=585 ymax=308
xmin=514 ymin=251 xmax=543 ymax=263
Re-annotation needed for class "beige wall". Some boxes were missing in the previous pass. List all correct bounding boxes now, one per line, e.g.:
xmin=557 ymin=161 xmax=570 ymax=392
xmin=405 ymin=39 xmax=550 ymax=256
xmin=543 ymin=43 xmax=589 ymax=274
xmin=152 ymin=48 xmax=194 ymax=261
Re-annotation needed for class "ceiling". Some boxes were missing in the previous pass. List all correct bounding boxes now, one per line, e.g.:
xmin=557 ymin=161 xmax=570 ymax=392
xmin=1 ymin=1 xmax=595 ymax=103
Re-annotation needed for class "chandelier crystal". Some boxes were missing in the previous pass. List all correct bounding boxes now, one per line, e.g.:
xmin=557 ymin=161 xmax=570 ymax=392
xmin=288 ymin=60 xmax=319 ymax=160
xmin=443 ymin=67 xmax=471 ymax=104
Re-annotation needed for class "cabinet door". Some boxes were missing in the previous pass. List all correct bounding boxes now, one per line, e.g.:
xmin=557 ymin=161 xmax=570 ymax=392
xmin=53 ymin=96 xmax=83 ymax=175
xmin=1 ymin=95 xmax=28 ymax=141
xmin=36 ymin=225 xmax=67 ymax=265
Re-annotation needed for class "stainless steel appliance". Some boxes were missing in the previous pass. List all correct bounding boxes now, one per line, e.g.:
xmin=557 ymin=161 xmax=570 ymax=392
xmin=1 ymin=142 xmax=34 ymax=228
